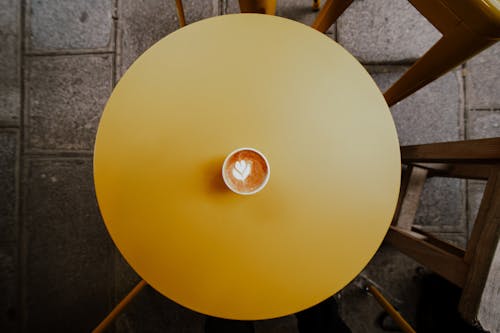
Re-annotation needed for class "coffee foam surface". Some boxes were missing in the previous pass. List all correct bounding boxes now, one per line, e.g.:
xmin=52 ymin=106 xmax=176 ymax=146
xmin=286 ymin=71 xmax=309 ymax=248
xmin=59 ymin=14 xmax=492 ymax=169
xmin=224 ymin=150 xmax=268 ymax=193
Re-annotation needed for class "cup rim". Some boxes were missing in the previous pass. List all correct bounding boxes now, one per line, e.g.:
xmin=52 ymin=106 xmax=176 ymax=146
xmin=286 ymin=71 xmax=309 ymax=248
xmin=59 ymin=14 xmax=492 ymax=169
xmin=221 ymin=147 xmax=270 ymax=195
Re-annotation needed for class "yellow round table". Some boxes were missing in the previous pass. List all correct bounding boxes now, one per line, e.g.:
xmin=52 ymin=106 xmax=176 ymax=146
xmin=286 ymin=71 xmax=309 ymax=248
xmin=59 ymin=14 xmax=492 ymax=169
xmin=94 ymin=14 xmax=401 ymax=320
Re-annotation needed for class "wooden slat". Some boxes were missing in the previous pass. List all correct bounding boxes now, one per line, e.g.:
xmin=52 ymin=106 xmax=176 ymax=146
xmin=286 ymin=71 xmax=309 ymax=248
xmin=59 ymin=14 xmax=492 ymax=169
xmin=385 ymin=226 xmax=468 ymax=287
xmin=476 ymin=243 xmax=500 ymax=333
xmin=175 ymin=0 xmax=186 ymax=27
xmin=412 ymin=163 xmax=493 ymax=180
xmin=401 ymin=138 xmax=500 ymax=163
xmin=311 ymin=0 xmax=353 ymax=33
xmin=392 ymin=166 xmax=412 ymax=225
xmin=465 ymin=169 xmax=499 ymax=263
xmin=459 ymin=168 xmax=500 ymax=326
xmin=411 ymin=226 xmax=465 ymax=258
xmin=393 ymin=166 xmax=428 ymax=230
xmin=408 ymin=0 xmax=460 ymax=34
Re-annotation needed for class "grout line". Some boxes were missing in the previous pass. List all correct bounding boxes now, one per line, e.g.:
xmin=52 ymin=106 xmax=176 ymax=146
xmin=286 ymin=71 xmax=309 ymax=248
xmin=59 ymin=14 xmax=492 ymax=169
xmin=215 ymin=0 xmax=222 ymax=16
xmin=23 ymin=150 xmax=94 ymax=157
xmin=0 ymin=123 xmax=20 ymax=129
xmin=22 ymin=155 xmax=94 ymax=160
xmin=111 ymin=0 xmax=120 ymax=329
xmin=25 ymin=50 xmax=114 ymax=57
xmin=463 ymin=64 xmax=469 ymax=140
xmin=111 ymin=0 xmax=118 ymax=87
xmin=462 ymin=63 xmax=471 ymax=242
xmin=458 ymin=64 xmax=467 ymax=241
xmin=334 ymin=14 xmax=338 ymax=42
xmin=361 ymin=60 xmax=417 ymax=66
xmin=469 ymin=108 xmax=500 ymax=112
xmin=220 ymin=0 xmax=225 ymax=15
xmin=18 ymin=1 xmax=26 ymax=332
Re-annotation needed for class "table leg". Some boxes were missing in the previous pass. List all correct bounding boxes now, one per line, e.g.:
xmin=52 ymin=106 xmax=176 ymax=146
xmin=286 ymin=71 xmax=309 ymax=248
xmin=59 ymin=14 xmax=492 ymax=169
xmin=239 ymin=0 xmax=277 ymax=15
xmin=312 ymin=0 xmax=320 ymax=11
xmin=175 ymin=0 xmax=187 ymax=27
xmin=383 ymin=27 xmax=496 ymax=107
xmin=367 ymin=284 xmax=416 ymax=333
xmin=311 ymin=0 xmax=353 ymax=33
xmin=92 ymin=280 xmax=148 ymax=333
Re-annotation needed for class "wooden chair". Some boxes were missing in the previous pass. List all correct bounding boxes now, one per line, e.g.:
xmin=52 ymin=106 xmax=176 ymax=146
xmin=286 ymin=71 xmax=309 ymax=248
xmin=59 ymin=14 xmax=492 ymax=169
xmin=239 ymin=0 xmax=321 ymax=15
xmin=174 ymin=0 xmax=321 ymax=28
xmin=238 ymin=0 xmax=277 ymax=15
xmin=386 ymin=137 xmax=500 ymax=332
xmin=312 ymin=0 xmax=500 ymax=106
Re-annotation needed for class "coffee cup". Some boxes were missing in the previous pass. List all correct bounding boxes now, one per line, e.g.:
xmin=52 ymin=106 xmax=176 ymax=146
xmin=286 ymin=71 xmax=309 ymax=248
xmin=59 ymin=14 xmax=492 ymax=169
xmin=222 ymin=148 xmax=270 ymax=195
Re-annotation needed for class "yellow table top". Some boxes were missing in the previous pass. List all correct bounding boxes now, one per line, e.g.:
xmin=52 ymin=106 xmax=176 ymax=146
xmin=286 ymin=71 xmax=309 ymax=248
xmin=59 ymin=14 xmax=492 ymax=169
xmin=94 ymin=14 xmax=401 ymax=320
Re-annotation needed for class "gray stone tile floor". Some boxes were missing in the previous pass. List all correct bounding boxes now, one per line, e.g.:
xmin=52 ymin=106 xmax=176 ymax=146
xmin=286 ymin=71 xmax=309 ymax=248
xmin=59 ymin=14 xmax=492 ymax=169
xmin=0 ymin=0 xmax=498 ymax=332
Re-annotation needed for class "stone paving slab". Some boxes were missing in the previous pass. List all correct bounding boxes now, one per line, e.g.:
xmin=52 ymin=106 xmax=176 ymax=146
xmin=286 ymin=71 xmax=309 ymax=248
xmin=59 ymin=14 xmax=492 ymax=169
xmin=466 ymin=43 xmax=500 ymax=110
xmin=415 ymin=177 xmax=466 ymax=233
xmin=0 ymin=245 xmax=16 ymax=333
xmin=26 ymin=0 xmax=114 ymax=52
xmin=118 ymin=0 xmax=218 ymax=76
xmin=25 ymin=55 xmax=113 ymax=152
xmin=434 ymin=232 xmax=467 ymax=249
xmin=369 ymin=66 xmax=463 ymax=145
xmin=0 ymin=130 xmax=18 ymax=333
xmin=24 ymin=158 xmax=114 ymax=332
xmin=0 ymin=0 xmax=20 ymax=124
xmin=0 ymin=131 xmax=18 ymax=243
xmin=467 ymin=110 xmax=500 ymax=139
xmin=337 ymin=0 xmax=440 ymax=63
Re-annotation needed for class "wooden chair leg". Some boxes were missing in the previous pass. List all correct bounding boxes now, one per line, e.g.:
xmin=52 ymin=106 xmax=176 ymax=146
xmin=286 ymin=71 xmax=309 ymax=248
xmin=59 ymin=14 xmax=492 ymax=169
xmin=392 ymin=166 xmax=428 ymax=230
xmin=459 ymin=168 xmax=500 ymax=328
xmin=175 ymin=0 xmax=186 ymax=28
xmin=92 ymin=280 xmax=147 ymax=333
xmin=383 ymin=27 xmax=497 ymax=106
xmin=367 ymin=284 xmax=416 ymax=333
xmin=401 ymin=138 xmax=500 ymax=164
xmin=385 ymin=226 xmax=468 ymax=287
xmin=312 ymin=0 xmax=321 ymax=11
xmin=239 ymin=0 xmax=277 ymax=15
xmin=311 ymin=0 xmax=353 ymax=33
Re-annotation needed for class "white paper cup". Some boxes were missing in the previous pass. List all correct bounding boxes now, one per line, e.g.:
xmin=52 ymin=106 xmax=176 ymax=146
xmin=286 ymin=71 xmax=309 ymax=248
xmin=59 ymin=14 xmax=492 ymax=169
xmin=222 ymin=148 xmax=270 ymax=195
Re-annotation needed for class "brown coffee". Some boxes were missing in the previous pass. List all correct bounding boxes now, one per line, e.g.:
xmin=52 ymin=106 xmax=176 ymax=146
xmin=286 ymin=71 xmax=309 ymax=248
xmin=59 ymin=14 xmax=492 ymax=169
xmin=223 ymin=149 xmax=269 ymax=194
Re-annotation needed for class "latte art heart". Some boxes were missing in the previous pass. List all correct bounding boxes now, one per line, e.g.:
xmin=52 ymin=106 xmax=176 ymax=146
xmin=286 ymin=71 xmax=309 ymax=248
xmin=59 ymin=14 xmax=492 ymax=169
xmin=233 ymin=160 xmax=251 ymax=181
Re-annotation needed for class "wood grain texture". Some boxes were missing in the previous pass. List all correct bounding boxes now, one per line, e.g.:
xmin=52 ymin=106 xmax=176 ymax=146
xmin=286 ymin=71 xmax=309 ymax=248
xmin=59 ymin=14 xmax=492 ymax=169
xmin=459 ymin=168 xmax=500 ymax=329
xmin=411 ymin=226 xmax=465 ymax=257
xmin=477 ymin=242 xmax=500 ymax=333
xmin=394 ymin=166 xmax=428 ymax=230
xmin=465 ymin=169 xmax=499 ymax=264
xmin=401 ymin=138 xmax=500 ymax=163
xmin=386 ymin=226 xmax=468 ymax=288
xmin=392 ymin=166 xmax=412 ymax=225
xmin=311 ymin=0 xmax=353 ymax=32
xmin=414 ymin=163 xmax=493 ymax=180
xmin=408 ymin=0 xmax=460 ymax=34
